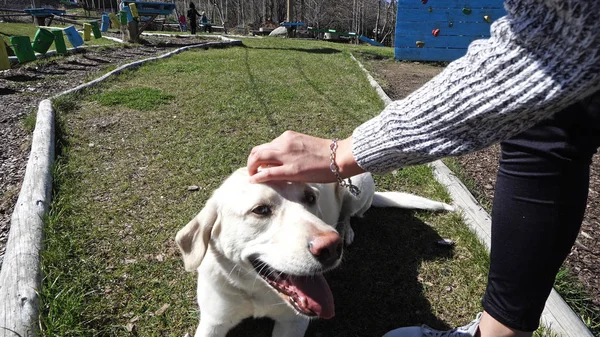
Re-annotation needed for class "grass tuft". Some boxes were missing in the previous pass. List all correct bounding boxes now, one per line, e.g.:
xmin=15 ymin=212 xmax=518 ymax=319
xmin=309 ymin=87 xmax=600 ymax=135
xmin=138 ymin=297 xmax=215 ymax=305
xmin=53 ymin=95 xmax=80 ymax=115
xmin=91 ymin=87 xmax=175 ymax=110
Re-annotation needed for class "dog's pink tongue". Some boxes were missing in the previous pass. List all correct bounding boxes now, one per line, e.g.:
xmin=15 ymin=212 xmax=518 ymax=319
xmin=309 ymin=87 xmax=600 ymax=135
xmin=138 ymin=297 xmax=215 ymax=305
xmin=289 ymin=274 xmax=335 ymax=319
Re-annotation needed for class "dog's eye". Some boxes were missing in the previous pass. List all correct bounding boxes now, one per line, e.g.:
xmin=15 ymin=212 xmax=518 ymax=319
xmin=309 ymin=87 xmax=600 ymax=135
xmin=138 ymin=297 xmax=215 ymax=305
xmin=303 ymin=191 xmax=317 ymax=205
xmin=251 ymin=205 xmax=272 ymax=216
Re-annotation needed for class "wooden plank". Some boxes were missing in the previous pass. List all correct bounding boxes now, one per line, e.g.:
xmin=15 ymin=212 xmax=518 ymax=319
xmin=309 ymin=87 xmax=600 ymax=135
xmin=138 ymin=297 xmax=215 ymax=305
xmin=395 ymin=47 xmax=467 ymax=61
xmin=430 ymin=161 xmax=492 ymax=249
xmin=398 ymin=8 xmax=506 ymax=23
xmin=542 ymin=289 xmax=594 ymax=337
xmin=0 ymin=100 xmax=55 ymax=337
xmin=398 ymin=0 xmax=503 ymax=9
xmin=396 ymin=21 xmax=492 ymax=36
xmin=396 ymin=35 xmax=480 ymax=48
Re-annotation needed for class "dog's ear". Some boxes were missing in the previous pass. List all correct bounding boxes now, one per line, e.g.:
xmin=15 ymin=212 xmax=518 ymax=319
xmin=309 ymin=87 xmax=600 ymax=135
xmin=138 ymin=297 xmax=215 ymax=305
xmin=175 ymin=199 xmax=219 ymax=272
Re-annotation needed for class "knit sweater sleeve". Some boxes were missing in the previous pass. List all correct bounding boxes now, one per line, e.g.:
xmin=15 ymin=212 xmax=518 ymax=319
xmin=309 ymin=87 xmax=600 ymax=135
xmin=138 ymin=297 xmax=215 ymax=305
xmin=352 ymin=0 xmax=600 ymax=174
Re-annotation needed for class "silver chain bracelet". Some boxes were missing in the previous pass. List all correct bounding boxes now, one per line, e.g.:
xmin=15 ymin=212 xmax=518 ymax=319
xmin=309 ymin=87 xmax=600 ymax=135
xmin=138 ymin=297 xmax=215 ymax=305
xmin=329 ymin=138 xmax=361 ymax=197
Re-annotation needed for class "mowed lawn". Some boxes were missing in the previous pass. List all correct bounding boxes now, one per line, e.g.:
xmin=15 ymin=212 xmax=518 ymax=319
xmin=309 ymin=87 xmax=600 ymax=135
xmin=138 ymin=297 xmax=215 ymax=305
xmin=42 ymin=38 xmax=489 ymax=336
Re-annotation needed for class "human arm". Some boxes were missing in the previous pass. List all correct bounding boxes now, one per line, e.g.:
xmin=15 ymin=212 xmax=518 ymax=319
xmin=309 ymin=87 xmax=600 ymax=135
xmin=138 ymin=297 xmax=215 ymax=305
xmin=247 ymin=131 xmax=365 ymax=183
xmin=248 ymin=0 xmax=600 ymax=182
xmin=352 ymin=0 xmax=600 ymax=173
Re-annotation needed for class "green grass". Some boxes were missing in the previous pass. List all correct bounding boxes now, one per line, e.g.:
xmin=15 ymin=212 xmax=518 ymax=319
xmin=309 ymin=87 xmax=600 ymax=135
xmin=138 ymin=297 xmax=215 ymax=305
xmin=38 ymin=38 xmax=567 ymax=336
xmin=92 ymin=87 xmax=176 ymax=110
xmin=442 ymin=158 xmax=493 ymax=212
xmin=0 ymin=22 xmax=117 ymax=53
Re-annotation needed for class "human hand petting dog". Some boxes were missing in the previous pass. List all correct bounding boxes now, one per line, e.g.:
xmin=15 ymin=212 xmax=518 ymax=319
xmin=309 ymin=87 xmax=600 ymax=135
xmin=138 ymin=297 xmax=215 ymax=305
xmin=247 ymin=130 xmax=365 ymax=183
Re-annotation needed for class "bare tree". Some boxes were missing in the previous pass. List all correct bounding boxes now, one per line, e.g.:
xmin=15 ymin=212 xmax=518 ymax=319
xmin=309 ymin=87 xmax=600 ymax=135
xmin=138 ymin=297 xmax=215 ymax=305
xmin=167 ymin=0 xmax=396 ymax=46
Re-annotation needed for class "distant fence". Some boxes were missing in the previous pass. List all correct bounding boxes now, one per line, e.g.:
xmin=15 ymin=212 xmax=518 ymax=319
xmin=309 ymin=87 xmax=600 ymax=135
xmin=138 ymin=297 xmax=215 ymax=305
xmin=394 ymin=0 xmax=506 ymax=62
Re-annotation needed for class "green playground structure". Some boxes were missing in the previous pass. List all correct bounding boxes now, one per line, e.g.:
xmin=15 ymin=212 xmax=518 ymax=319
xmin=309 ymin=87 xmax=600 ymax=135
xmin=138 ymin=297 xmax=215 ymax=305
xmin=1 ymin=24 xmax=104 ymax=69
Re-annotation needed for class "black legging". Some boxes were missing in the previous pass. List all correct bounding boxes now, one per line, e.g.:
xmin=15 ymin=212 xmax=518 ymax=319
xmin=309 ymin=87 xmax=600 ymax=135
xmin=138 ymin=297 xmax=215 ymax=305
xmin=190 ymin=19 xmax=197 ymax=34
xmin=482 ymin=92 xmax=600 ymax=331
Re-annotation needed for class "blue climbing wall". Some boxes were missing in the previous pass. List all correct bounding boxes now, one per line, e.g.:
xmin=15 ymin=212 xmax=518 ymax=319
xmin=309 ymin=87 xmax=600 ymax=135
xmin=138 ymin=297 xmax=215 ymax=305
xmin=395 ymin=0 xmax=506 ymax=62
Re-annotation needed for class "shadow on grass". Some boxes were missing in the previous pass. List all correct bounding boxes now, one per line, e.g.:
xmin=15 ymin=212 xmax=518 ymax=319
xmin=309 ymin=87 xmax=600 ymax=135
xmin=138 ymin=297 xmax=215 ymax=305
xmin=243 ymin=44 xmax=342 ymax=55
xmin=227 ymin=208 xmax=454 ymax=337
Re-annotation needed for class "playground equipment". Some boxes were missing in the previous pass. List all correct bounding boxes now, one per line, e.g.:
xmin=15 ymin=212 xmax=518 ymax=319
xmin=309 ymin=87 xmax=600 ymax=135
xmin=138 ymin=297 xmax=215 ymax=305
xmin=101 ymin=14 xmax=110 ymax=32
xmin=279 ymin=21 xmax=305 ymax=38
xmin=10 ymin=36 xmax=36 ymax=63
xmin=109 ymin=13 xmax=120 ymax=29
xmin=308 ymin=28 xmax=382 ymax=46
xmin=31 ymin=28 xmax=55 ymax=54
xmin=0 ymin=41 xmax=11 ymax=70
xmin=119 ymin=0 xmax=176 ymax=42
xmin=90 ymin=21 xmax=102 ymax=38
xmin=395 ymin=0 xmax=506 ymax=61
xmin=83 ymin=23 xmax=92 ymax=41
xmin=51 ymin=29 xmax=67 ymax=54
xmin=3 ymin=23 xmax=104 ymax=66
xmin=23 ymin=8 xmax=66 ymax=26
xmin=64 ymin=25 xmax=85 ymax=47
xmin=359 ymin=35 xmax=384 ymax=47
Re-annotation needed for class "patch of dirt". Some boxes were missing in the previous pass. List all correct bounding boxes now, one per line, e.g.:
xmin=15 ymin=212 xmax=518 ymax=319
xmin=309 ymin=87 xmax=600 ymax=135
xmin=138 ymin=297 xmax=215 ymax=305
xmin=0 ymin=33 xmax=212 ymax=266
xmin=369 ymin=59 xmax=600 ymax=310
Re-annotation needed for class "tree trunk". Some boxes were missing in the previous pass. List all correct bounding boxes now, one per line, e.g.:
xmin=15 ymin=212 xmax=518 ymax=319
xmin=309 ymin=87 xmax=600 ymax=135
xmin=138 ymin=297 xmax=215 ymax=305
xmin=375 ymin=0 xmax=380 ymax=41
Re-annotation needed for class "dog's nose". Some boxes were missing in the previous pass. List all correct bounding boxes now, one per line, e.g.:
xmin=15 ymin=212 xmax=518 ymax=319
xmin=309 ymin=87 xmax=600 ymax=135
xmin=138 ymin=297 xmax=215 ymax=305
xmin=308 ymin=231 xmax=342 ymax=266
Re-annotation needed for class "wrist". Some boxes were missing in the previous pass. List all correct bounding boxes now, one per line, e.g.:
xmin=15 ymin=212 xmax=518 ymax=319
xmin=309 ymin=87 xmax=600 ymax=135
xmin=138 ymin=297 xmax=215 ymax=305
xmin=335 ymin=137 xmax=364 ymax=178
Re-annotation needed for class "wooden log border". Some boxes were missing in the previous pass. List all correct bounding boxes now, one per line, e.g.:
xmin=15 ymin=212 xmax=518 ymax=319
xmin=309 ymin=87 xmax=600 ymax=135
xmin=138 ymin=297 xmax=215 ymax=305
xmin=352 ymin=54 xmax=593 ymax=337
xmin=0 ymin=100 xmax=54 ymax=337
xmin=0 ymin=37 xmax=242 ymax=337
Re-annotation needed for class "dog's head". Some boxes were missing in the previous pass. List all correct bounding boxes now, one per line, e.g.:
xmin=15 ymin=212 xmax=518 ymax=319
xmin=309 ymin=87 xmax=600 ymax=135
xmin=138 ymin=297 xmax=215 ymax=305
xmin=175 ymin=168 xmax=341 ymax=319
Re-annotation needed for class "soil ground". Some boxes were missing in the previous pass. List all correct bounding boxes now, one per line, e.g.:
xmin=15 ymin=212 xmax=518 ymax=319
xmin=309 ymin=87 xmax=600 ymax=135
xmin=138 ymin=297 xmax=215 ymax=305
xmin=0 ymin=36 xmax=597 ymax=324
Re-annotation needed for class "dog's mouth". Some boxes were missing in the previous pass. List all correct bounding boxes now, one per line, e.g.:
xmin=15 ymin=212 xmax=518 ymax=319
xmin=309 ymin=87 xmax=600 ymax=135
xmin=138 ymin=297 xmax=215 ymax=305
xmin=250 ymin=258 xmax=335 ymax=319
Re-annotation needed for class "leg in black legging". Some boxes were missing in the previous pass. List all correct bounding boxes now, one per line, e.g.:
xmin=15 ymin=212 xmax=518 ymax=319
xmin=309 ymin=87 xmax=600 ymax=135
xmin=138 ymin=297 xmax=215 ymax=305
xmin=482 ymin=93 xmax=600 ymax=331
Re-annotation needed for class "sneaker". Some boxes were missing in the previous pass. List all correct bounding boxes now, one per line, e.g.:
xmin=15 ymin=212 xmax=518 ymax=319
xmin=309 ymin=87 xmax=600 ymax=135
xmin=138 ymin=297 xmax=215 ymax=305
xmin=382 ymin=313 xmax=482 ymax=337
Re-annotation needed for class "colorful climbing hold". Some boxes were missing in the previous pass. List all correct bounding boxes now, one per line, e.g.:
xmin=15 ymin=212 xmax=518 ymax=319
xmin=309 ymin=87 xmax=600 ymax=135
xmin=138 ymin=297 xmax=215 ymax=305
xmin=432 ymin=28 xmax=440 ymax=37
xmin=428 ymin=6 xmax=433 ymax=12
xmin=449 ymin=21 xmax=454 ymax=27
xmin=421 ymin=0 xmax=428 ymax=4
xmin=416 ymin=41 xmax=425 ymax=48
xmin=484 ymin=15 xmax=492 ymax=23
xmin=462 ymin=7 xmax=472 ymax=15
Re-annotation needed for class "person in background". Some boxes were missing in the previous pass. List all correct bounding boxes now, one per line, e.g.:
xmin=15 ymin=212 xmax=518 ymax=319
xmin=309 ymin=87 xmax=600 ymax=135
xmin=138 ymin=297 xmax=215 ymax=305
xmin=247 ymin=0 xmax=600 ymax=336
xmin=200 ymin=11 xmax=211 ymax=33
xmin=187 ymin=2 xmax=201 ymax=35
xmin=178 ymin=13 xmax=187 ymax=32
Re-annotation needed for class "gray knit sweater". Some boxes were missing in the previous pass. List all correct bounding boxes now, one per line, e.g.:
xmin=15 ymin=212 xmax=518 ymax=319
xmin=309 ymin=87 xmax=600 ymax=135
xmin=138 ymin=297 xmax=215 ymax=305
xmin=352 ymin=0 xmax=600 ymax=174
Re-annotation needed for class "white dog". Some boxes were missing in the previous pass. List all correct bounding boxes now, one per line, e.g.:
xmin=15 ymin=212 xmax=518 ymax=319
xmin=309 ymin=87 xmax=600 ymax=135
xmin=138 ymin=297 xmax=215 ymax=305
xmin=175 ymin=168 xmax=453 ymax=337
